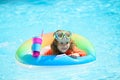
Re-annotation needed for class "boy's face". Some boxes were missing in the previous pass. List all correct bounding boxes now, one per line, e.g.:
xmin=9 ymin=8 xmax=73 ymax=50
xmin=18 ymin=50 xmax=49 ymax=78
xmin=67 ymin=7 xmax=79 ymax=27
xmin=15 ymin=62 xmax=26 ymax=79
xmin=57 ymin=42 xmax=70 ymax=53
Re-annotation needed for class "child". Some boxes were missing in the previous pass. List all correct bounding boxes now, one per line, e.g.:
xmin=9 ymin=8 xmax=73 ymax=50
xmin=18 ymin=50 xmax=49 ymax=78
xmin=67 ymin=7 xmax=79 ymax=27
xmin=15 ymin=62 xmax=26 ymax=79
xmin=44 ymin=30 xmax=86 ymax=58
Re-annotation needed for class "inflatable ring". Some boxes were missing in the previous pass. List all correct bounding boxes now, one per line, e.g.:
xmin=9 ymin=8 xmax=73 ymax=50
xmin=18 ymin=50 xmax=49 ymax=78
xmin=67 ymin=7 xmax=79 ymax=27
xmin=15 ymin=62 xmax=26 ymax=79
xmin=16 ymin=33 xmax=96 ymax=66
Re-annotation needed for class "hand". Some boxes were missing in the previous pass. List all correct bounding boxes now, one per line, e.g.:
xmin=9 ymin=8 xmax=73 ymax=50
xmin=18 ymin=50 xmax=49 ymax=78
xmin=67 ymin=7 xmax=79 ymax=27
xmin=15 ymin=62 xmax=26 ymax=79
xmin=56 ymin=54 xmax=66 ymax=58
xmin=69 ymin=53 xmax=79 ymax=59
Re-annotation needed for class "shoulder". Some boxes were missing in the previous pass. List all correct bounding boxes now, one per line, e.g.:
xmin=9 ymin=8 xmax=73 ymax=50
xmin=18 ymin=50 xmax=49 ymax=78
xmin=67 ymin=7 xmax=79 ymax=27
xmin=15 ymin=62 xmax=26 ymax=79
xmin=44 ymin=49 xmax=53 ymax=55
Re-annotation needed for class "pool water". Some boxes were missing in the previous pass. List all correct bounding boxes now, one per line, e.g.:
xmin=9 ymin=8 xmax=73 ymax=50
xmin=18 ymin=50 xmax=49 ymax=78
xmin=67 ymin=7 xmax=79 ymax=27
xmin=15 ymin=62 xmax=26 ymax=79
xmin=0 ymin=0 xmax=120 ymax=80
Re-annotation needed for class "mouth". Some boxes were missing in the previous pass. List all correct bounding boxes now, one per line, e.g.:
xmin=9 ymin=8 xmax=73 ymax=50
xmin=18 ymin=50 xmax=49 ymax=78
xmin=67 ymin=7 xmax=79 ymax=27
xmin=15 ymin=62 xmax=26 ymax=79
xmin=61 ymin=48 xmax=68 ymax=51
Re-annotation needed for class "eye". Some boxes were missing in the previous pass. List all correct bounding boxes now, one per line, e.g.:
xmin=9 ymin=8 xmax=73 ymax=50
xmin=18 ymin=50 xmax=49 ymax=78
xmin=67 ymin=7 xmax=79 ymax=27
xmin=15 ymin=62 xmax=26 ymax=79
xmin=60 ymin=42 xmax=64 ymax=44
xmin=66 ymin=42 xmax=69 ymax=44
xmin=60 ymin=42 xmax=69 ymax=45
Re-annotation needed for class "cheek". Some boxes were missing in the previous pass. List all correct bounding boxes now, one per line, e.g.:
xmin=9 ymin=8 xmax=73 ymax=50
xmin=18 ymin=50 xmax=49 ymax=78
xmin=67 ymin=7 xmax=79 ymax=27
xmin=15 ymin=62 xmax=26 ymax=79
xmin=57 ymin=45 xmax=62 ymax=50
xmin=68 ymin=43 xmax=70 ymax=46
xmin=66 ymin=44 xmax=70 ymax=48
xmin=57 ymin=45 xmax=63 ymax=48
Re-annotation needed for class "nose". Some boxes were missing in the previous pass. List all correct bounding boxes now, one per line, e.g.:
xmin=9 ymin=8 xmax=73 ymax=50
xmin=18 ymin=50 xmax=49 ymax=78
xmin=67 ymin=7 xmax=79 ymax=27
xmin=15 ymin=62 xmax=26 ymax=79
xmin=62 ymin=44 xmax=68 ymax=47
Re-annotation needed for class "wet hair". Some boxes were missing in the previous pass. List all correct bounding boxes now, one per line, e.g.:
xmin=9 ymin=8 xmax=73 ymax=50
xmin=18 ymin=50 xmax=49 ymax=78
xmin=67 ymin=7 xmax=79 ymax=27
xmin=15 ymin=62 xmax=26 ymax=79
xmin=50 ymin=30 xmax=75 ymax=55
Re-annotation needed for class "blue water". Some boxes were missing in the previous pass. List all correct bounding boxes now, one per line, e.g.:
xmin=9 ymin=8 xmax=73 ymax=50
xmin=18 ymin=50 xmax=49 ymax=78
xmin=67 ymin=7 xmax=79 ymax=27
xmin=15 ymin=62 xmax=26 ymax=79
xmin=0 ymin=0 xmax=120 ymax=80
